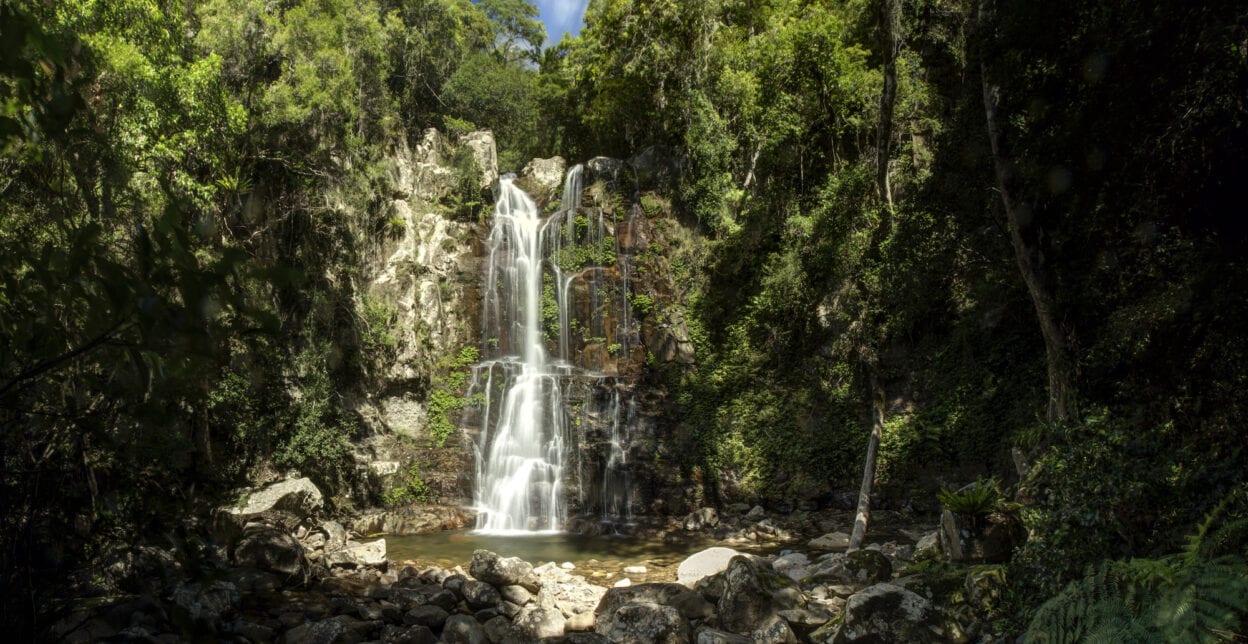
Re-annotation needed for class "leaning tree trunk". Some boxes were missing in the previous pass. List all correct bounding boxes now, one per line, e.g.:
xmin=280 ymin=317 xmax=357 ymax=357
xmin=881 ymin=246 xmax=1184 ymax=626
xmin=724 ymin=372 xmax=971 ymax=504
xmin=876 ymin=0 xmax=901 ymax=210
xmin=849 ymin=370 xmax=886 ymax=550
xmin=849 ymin=0 xmax=904 ymax=550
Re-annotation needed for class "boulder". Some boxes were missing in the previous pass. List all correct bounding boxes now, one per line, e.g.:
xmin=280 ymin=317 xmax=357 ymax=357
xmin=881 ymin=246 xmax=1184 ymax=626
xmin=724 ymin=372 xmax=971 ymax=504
xmin=483 ymin=615 xmax=521 ymax=643
xmin=683 ymin=507 xmax=720 ymax=531
xmin=596 ymin=602 xmax=690 ymax=644
xmin=533 ymin=564 xmax=605 ymax=626
xmin=843 ymin=549 xmax=892 ymax=584
xmin=462 ymin=580 xmax=502 ymax=609
xmin=226 ymin=477 xmax=323 ymax=531
xmin=827 ymin=583 xmax=942 ymax=643
xmin=913 ymin=531 xmax=941 ymax=561
xmin=718 ymin=555 xmax=802 ymax=635
xmin=380 ymin=623 xmax=437 ymax=643
xmin=771 ymin=553 xmax=811 ymax=582
xmin=676 ymin=547 xmax=740 ymax=588
xmin=751 ymin=614 xmax=798 ymax=644
xmin=470 ymin=550 xmax=538 ymax=591
xmin=515 ymin=606 xmax=566 ymax=639
xmin=172 ymin=580 xmax=240 ymax=626
xmin=443 ymin=614 xmax=488 ymax=644
xmin=694 ymin=627 xmax=750 ymax=644
xmin=404 ymin=605 xmax=449 ymax=631
xmin=500 ymin=584 xmax=532 ymax=606
xmin=280 ymin=617 xmax=356 ymax=644
xmin=325 ymin=539 xmax=387 ymax=570
xmin=808 ymin=532 xmax=850 ymax=551
xmin=585 ymin=156 xmax=626 ymax=186
xmin=596 ymin=583 xmax=714 ymax=624
xmin=233 ymin=524 xmax=309 ymax=582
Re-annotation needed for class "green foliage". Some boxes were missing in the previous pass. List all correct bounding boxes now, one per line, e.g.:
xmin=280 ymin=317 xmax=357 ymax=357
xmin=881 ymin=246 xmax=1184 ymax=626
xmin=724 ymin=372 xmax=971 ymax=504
xmin=359 ymin=296 xmax=398 ymax=360
xmin=1025 ymin=552 xmax=1248 ymax=642
xmin=553 ymin=238 xmax=617 ymax=272
xmin=628 ymin=292 xmax=655 ymax=318
xmin=939 ymin=478 xmax=1002 ymax=517
xmin=426 ymin=346 xmax=479 ymax=447
xmin=277 ymin=344 xmax=355 ymax=484
xmin=385 ymin=462 xmax=433 ymax=507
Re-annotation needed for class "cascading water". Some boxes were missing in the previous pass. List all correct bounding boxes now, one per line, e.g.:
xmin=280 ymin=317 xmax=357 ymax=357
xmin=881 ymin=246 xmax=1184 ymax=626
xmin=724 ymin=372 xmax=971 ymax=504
xmin=471 ymin=165 xmax=640 ymax=533
xmin=473 ymin=177 xmax=568 ymax=533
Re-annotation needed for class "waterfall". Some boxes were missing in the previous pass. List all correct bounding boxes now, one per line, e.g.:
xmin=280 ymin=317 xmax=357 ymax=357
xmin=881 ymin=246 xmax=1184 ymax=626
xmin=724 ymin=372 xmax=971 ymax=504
xmin=470 ymin=164 xmax=638 ymax=533
xmin=601 ymin=387 xmax=633 ymax=526
xmin=473 ymin=177 xmax=568 ymax=533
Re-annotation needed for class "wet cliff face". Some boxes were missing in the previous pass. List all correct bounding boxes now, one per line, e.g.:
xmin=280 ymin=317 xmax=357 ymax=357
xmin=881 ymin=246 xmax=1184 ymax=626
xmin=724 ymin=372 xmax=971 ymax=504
xmin=353 ymin=138 xmax=706 ymax=523
xmin=464 ymin=153 xmax=704 ymax=532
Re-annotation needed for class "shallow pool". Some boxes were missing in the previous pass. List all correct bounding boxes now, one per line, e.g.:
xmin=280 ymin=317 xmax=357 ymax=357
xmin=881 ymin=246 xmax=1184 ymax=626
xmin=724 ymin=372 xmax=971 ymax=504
xmin=385 ymin=530 xmax=785 ymax=584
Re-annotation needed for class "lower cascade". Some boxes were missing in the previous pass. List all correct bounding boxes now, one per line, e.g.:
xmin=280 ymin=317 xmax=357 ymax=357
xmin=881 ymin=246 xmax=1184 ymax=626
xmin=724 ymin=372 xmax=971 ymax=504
xmin=470 ymin=166 xmax=638 ymax=533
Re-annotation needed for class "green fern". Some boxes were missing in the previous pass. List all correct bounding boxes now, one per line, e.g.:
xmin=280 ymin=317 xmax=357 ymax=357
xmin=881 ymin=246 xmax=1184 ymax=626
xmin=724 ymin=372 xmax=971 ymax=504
xmin=1026 ymin=489 xmax=1248 ymax=643
xmin=938 ymin=477 xmax=1001 ymax=517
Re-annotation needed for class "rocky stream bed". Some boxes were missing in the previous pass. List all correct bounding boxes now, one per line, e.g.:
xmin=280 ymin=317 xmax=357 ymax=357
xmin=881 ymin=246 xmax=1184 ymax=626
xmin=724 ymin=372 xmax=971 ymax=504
xmin=49 ymin=477 xmax=1015 ymax=643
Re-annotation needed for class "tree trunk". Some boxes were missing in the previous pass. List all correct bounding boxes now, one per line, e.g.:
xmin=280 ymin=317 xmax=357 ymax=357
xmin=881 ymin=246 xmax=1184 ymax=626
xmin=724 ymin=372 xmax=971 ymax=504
xmin=849 ymin=370 xmax=886 ymax=550
xmin=876 ymin=0 xmax=901 ymax=210
xmin=979 ymin=2 xmax=1076 ymax=428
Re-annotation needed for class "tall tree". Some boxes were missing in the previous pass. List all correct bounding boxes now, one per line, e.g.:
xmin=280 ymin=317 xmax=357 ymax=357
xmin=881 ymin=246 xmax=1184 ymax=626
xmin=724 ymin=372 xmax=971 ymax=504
xmin=978 ymin=0 xmax=1076 ymax=432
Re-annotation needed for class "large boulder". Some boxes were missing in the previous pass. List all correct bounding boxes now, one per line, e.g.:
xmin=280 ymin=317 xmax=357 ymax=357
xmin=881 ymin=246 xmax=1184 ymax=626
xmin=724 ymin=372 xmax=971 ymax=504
xmin=226 ymin=477 xmax=324 ymax=532
xmin=596 ymin=602 xmax=690 ymax=644
xmin=825 ymin=583 xmax=942 ymax=643
xmin=718 ymin=555 xmax=802 ymax=635
xmin=677 ymin=547 xmax=740 ymax=588
xmin=470 ymin=550 xmax=538 ymax=591
xmin=596 ymin=583 xmax=713 ymax=625
xmin=233 ymin=524 xmax=309 ymax=582
xmin=325 ymin=538 xmax=387 ymax=570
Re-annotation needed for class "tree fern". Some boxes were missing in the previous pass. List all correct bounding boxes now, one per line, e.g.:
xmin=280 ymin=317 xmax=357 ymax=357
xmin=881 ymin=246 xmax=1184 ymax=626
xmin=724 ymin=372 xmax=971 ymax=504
xmin=1026 ymin=489 xmax=1248 ymax=643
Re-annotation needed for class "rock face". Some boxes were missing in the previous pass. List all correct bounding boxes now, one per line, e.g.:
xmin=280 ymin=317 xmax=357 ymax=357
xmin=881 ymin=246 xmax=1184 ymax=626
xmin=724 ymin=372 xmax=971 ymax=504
xmin=362 ymin=129 xmax=489 ymax=505
xmin=830 ymin=583 xmax=942 ymax=643
xmin=226 ymin=477 xmax=324 ymax=531
xmin=520 ymin=156 xmax=567 ymax=197
xmin=460 ymin=131 xmax=499 ymax=189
